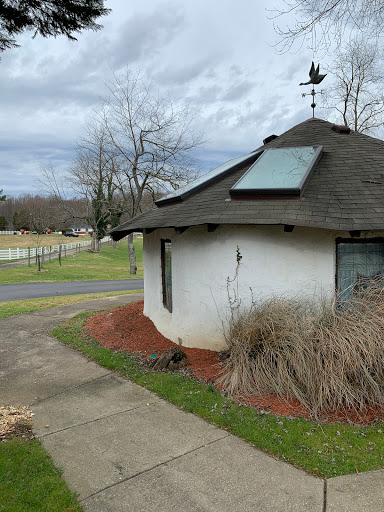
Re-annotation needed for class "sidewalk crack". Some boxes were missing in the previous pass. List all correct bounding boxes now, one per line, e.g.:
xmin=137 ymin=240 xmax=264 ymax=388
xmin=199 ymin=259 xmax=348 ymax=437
xmin=323 ymin=479 xmax=327 ymax=512
xmin=79 ymin=433 xmax=230 ymax=503
xmin=34 ymin=400 xmax=159 ymax=438
xmin=32 ymin=372 xmax=114 ymax=404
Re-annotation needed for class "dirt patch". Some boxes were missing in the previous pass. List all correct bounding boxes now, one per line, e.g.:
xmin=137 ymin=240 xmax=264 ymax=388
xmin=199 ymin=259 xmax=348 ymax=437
xmin=85 ymin=301 xmax=383 ymax=425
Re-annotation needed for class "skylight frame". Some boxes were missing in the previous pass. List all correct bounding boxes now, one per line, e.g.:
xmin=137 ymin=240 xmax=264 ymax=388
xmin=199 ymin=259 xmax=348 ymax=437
xmin=155 ymin=151 xmax=263 ymax=206
xmin=229 ymin=145 xmax=323 ymax=197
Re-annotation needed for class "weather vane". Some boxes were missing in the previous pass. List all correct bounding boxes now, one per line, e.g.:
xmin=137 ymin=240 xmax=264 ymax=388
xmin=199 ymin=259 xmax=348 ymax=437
xmin=299 ymin=62 xmax=327 ymax=118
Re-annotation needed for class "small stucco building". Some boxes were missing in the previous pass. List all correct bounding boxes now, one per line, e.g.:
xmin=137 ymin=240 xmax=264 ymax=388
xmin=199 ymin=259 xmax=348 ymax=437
xmin=110 ymin=118 xmax=384 ymax=351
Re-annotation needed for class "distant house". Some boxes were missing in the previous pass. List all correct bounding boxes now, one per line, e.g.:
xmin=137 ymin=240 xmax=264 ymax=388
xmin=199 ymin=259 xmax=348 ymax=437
xmin=69 ymin=225 xmax=93 ymax=235
xmin=110 ymin=118 xmax=384 ymax=351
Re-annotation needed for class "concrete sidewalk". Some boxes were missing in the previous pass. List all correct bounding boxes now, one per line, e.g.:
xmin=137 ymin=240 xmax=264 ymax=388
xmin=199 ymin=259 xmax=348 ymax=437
xmin=0 ymin=294 xmax=383 ymax=511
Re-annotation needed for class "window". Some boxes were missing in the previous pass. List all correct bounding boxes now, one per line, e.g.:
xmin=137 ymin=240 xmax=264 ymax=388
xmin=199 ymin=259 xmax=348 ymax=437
xmin=161 ymin=239 xmax=172 ymax=312
xmin=336 ymin=239 xmax=384 ymax=302
xmin=155 ymin=151 xmax=261 ymax=206
xmin=230 ymin=146 xmax=323 ymax=197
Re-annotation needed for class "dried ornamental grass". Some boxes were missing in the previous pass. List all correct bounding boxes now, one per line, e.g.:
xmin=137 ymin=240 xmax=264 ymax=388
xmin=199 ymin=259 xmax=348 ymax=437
xmin=219 ymin=284 xmax=384 ymax=418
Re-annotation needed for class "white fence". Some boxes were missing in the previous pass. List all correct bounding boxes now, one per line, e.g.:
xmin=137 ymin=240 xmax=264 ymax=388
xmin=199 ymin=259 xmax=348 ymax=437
xmin=0 ymin=237 xmax=111 ymax=261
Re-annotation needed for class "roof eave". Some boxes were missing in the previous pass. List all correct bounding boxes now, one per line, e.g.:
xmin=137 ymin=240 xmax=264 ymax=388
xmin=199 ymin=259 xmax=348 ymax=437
xmin=109 ymin=218 xmax=384 ymax=239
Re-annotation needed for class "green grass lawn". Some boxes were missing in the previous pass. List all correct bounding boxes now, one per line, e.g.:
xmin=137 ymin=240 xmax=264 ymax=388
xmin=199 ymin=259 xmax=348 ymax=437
xmin=0 ymin=239 xmax=143 ymax=284
xmin=0 ymin=437 xmax=82 ymax=511
xmin=0 ymin=233 xmax=92 ymax=249
xmin=52 ymin=313 xmax=384 ymax=479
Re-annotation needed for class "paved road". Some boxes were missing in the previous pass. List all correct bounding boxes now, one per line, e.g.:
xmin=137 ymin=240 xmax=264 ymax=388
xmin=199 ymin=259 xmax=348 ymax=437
xmin=0 ymin=279 xmax=144 ymax=301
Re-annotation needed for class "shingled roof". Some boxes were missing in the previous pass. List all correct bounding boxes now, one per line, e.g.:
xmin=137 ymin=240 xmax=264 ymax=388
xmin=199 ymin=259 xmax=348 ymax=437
xmin=110 ymin=118 xmax=384 ymax=240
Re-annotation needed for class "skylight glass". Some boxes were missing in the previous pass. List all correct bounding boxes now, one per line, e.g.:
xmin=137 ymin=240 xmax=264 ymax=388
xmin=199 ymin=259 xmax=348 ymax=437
xmin=156 ymin=151 xmax=262 ymax=206
xmin=230 ymin=145 xmax=323 ymax=196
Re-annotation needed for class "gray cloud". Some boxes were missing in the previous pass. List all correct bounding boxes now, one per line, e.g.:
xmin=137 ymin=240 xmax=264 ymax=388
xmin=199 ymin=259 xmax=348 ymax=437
xmin=154 ymin=57 xmax=215 ymax=87
xmin=0 ymin=0 xmax=332 ymax=197
xmin=221 ymin=81 xmax=255 ymax=102
xmin=111 ymin=3 xmax=185 ymax=68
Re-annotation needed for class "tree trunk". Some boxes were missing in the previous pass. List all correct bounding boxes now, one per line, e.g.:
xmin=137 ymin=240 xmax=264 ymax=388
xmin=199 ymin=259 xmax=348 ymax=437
xmin=91 ymin=231 xmax=100 ymax=252
xmin=128 ymin=233 xmax=137 ymax=275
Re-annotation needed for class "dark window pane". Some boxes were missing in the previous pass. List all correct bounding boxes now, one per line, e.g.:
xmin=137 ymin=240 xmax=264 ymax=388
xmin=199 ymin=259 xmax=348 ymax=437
xmin=337 ymin=241 xmax=384 ymax=301
xmin=161 ymin=240 xmax=172 ymax=312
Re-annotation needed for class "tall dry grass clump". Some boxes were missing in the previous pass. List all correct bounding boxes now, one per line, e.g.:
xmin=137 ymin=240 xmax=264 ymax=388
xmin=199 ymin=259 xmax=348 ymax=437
xmin=218 ymin=283 xmax=384 ymax=417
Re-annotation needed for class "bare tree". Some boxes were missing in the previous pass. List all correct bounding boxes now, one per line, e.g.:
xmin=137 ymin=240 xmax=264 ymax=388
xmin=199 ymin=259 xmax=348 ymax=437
xmin=4 ymin=193 xmax=58 ymax=232
xmin=100 ymin=69 xmax=203 ymax=274
xmin=273 ymin=0 xmax=384 ymax=52
xmin=323 ymin=38 xmax=384 ymax=133
xmin=38 ymin=164 xmax=90 ymax=231
xmin=18 ymin=195 xmax=52 ymax=270
xmin=71 ymin=121 xmax=123 ymax=252
xmin=39 ymin=120 xmax=123 ymax=253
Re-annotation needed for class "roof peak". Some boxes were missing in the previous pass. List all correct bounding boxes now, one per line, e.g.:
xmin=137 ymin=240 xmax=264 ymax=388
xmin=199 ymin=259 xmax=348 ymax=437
xmin=304 ymin=117 xmax=326 ymax=123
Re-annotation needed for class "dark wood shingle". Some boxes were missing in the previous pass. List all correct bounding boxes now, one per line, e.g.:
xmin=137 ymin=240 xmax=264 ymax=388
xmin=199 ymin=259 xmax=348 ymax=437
xmin=111 ymin=118 xmax=384 ymax=238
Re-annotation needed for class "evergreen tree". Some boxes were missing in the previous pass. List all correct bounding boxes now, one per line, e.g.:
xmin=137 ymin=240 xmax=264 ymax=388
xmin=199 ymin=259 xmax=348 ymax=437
xmin=0 ymin=1 xmax=110 ymax=53
xmin=12 ymin=211 xmax=19 ymax=230
xmin=18 ymin=210 xmax=30 ymax=230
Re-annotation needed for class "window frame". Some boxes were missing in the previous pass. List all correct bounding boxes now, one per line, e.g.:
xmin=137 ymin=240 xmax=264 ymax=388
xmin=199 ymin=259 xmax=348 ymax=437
xmin=335 ymin=237 xmax=384 ymax=297
xmin=161 ymin=238 xmax=173 ymax=313
xmin=230 ymin=145 xmax=323 ymax=197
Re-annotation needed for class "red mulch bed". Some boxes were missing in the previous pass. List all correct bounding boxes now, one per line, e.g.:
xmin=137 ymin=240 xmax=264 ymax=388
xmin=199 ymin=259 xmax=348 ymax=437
xmin=85 ymin=300 xmax=383 ymax=425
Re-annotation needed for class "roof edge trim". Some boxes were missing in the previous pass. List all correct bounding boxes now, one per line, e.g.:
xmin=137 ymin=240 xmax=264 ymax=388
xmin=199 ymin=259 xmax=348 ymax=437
xmin=109 ymin=228 xmax=143 ymax=241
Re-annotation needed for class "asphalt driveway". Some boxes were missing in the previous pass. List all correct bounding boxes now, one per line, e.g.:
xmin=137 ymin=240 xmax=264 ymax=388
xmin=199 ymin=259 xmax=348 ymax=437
xmin=0 ymin=279 xmax=144 ymax=301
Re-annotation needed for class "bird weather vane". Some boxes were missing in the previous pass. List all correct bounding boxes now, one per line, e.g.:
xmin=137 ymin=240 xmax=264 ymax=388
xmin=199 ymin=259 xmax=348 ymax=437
xmin=299 ymin=62 xmax=327 ymax=117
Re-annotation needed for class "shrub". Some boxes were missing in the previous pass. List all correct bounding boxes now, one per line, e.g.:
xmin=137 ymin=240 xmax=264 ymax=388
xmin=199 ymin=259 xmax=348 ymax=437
xmin=218 ymin=283 xmax=384 ymax=418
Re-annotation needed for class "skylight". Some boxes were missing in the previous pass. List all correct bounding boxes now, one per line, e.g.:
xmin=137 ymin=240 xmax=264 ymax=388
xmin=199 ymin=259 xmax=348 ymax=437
xmin=230 ymin=145 xmax=323 ymax=197
xmin=156 ymin=151 xmax=262 ymax=206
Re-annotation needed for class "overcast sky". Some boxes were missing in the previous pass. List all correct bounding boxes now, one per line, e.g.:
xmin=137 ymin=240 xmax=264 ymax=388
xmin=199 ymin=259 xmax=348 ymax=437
xmin=0 ymin=0 xmax=321 ymax=197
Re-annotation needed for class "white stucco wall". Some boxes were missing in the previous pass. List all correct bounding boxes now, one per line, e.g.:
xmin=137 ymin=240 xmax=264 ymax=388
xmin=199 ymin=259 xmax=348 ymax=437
xmin=142 ymin=225 xmax=376 ymax=351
